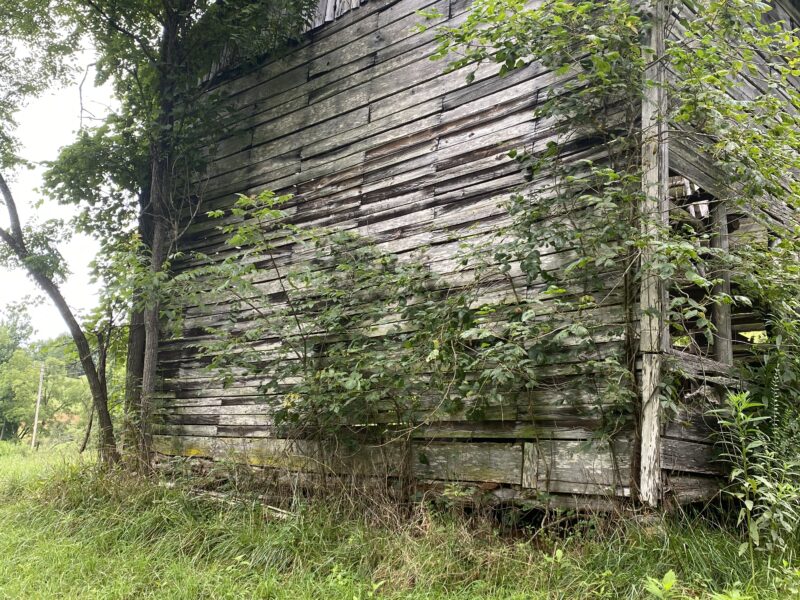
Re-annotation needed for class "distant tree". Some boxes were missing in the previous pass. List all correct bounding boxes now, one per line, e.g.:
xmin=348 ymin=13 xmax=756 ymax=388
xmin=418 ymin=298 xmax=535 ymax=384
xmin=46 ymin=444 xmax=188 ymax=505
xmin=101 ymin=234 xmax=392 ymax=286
xmin=0 ymin=334 xmax=91 ymax=444
xmin=0 ymin=307 xmax=32 ymax=439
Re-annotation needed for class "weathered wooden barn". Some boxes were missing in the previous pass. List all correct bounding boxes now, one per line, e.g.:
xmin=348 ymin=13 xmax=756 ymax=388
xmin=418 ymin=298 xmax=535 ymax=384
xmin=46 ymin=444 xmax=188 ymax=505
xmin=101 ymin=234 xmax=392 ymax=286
xmin=152 ymin=0 xmax=800 ymax=508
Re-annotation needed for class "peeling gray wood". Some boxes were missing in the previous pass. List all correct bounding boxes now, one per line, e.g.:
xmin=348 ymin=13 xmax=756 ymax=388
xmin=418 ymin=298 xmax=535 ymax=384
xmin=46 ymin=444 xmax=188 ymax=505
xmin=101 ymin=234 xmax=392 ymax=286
xmin=661 ymin=438 xmax=723 ymax=476
xmin=153 ymin=434 xmax=406 ymax=475
xmin=664 ymin=474 xmax=721 ymax=505
xmin=305 ymin=0 xmax=362 ymax=31
xmin=711 ymin=200 xmax=733 ymax=365
xmin=154 ymin=0 xmax=732 ymax=501
xmin=522 ymin=440 xmax=631 ymax=494
xmin=638 ymin=0 xmax=668 ymax=508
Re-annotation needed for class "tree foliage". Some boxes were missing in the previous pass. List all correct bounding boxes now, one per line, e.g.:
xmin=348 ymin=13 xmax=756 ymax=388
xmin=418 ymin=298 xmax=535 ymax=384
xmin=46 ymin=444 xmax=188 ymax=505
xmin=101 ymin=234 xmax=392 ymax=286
xmin=0 ymin=308 xmax=92 ymax=445
xmin=45 ymin=0 xmax=319 ymax=242
xmin=0 ymin=0 xmax=322 ymax=465
xmin=0 ymin=0 xmax=125 ymax=463
xmin=0 ymin=0 xmax=77 ymax=167
xmin=39 ymin=0 xmax=321 ymax=465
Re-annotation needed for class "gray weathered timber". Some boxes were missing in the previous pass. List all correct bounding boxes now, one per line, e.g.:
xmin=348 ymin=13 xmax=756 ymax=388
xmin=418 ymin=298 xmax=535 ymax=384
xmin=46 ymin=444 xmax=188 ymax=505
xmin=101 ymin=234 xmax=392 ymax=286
xmin=652 ymin=0 xmax=800 ymax=507
xmin=638 ymin=0 xmax=669 ymax=508
xmin=153 ymin=0 xmax=788 ymax=508
xmin=413 ymin=442 xmax=523 ymax=484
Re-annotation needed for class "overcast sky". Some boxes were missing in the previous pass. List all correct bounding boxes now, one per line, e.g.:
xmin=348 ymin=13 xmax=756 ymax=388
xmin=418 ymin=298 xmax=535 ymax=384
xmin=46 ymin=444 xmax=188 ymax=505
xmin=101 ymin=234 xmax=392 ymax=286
xmin=1 ymin=57 xmax=114 ymax=340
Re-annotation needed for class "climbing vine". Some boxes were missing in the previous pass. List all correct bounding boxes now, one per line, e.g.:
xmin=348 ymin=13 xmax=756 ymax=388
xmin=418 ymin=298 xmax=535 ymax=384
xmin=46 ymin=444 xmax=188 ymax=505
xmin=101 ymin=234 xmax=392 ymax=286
xmin=179 ymin=190 xmax=618 ymax=444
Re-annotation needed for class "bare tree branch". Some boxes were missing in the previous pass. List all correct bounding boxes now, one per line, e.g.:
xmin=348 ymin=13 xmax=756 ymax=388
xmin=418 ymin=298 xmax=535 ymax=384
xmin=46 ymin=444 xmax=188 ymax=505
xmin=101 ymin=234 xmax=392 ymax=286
xmin=78 ymin=62 xmax=97 ymax=129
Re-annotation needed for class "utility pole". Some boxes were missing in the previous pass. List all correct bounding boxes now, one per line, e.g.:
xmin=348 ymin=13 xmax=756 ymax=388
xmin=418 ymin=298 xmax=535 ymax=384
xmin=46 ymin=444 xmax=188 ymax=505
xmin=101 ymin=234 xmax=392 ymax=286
xmin=30 ymin=364 xmax=44 ymax=450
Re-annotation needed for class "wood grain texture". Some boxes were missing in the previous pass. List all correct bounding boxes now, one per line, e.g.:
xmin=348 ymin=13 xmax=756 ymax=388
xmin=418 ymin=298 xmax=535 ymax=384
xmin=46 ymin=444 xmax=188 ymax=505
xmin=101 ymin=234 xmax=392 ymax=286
xmin=638 ymin=0 xmax=669 ymax=508
xmin=154 ymin=0 xmax=730 ymax=503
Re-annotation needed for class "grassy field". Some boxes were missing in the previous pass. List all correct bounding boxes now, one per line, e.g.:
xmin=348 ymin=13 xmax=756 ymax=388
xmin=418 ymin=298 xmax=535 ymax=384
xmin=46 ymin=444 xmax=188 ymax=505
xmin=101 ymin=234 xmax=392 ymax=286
xmin=0 ymin=444 xmax=798 ymax=599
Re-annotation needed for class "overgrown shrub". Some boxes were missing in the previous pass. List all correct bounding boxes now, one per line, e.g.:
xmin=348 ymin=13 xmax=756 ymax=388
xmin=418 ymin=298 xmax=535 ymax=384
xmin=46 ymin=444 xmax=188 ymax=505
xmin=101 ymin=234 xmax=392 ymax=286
xmin=713 ymin=391 xmax=800 ymax=561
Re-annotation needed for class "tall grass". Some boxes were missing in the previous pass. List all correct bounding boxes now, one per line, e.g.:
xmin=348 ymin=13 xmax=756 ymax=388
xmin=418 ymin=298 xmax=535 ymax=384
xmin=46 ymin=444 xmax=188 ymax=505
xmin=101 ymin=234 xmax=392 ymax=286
xmin=0 ymin=445 xmax=798 ymax=599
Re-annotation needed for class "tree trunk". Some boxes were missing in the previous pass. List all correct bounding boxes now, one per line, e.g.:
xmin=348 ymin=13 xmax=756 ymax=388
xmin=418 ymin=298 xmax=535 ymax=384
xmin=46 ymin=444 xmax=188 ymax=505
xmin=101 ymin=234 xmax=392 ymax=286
xmin=122 ymin=183 xmax=152 ymax=462
xmin=79 ymin=403 xmax=95 ymax=453
xmin=122 ymin=308 xmax=145 ymax=456
xmin=0 ymin=173 xmax=119 ymax=465
xmin=137 ymin=12 xmax=179 ymax=467
xmin=32 ymin=272 xmax=119 ymax=464
xmin=138 ymin=201 xmax=168 ymax=466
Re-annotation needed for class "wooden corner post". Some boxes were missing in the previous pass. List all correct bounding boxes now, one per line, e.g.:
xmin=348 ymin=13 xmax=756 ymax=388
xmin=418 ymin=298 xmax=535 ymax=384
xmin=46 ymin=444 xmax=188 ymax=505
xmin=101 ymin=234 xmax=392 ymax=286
xmin=639 ymin=0 xmax=669 ymax=508
xmin=711 ymin=200 xmax=733 ymax=365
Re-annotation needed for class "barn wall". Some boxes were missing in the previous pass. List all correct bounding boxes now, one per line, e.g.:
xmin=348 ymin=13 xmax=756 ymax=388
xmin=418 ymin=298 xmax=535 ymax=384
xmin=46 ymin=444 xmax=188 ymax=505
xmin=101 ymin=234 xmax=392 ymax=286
xmin=152 ymin=0 xmax=742 ymax=505
xmin=658 ymin=0 xmax=800 ymax=502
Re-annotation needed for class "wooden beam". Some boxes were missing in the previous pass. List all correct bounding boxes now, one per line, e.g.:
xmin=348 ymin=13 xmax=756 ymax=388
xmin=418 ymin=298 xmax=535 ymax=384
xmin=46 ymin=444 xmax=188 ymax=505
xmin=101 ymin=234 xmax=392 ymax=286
xmin=414 ymin=442 xmax=523 ymax=484
xmin=669 ymin=349 xmax=734 ymax=378
xmin=638 ymin=0 xmax=669 ymax=508
xmin=711 ymin=200 xmax=734 ymax=365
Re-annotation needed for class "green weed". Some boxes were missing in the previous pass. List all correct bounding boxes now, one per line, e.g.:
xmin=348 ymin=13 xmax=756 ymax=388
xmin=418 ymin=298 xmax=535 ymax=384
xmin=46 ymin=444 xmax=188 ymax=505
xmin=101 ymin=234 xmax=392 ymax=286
xmin=0 ymin=447 xmax=798 ymax=599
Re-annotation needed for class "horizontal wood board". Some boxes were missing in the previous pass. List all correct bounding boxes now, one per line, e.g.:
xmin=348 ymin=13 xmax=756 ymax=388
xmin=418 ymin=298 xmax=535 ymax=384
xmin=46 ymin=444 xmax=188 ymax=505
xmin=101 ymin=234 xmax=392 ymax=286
xmin=655 ymin=0 xmax=800 ymax=502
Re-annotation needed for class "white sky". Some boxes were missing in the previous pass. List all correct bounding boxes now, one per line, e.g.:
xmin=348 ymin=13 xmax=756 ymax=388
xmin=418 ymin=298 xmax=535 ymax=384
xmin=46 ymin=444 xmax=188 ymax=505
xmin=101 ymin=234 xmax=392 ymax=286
xmin=1 ymin=56 xmax=114 ymax=340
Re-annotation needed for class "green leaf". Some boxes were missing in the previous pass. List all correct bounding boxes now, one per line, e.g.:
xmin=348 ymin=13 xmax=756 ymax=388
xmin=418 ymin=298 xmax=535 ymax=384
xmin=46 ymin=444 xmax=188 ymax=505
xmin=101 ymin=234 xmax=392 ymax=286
xmin=662 ymin=570 xmax=676 ymax=591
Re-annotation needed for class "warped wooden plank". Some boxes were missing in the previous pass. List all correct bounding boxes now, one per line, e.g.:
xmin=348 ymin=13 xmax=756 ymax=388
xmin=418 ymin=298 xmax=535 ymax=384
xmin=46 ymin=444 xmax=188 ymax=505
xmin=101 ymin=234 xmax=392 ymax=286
xmin=413 ymin=442 xmax=522 ymax=484
xmin=203 ymin=31 xmax=542 ymax=181
xmin=661 ymin=438 xmax=723 ymax=476
xmin=522 ymin=440 xmax=632 ymax=493
xmin=154 ymin=435 xmax=638 ymax=495
xmin=663 ymin=406 xmax=716 ymax=444
xmin=664 ymin=474 xmax=721 ymax=505
xmin=153 ymin=434 xmax=404 ymax=475
xmin=669 ymin=349 xmax=737 ymax=379
xmin=186 ymin=154 xmax=606 ymax=259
